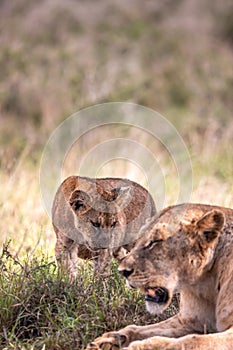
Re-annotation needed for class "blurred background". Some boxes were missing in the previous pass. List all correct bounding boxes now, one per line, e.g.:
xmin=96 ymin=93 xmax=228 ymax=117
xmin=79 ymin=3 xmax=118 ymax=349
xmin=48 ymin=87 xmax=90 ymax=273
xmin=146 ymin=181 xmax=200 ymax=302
xmin=0 ymin=0 xmax=232 ymax=255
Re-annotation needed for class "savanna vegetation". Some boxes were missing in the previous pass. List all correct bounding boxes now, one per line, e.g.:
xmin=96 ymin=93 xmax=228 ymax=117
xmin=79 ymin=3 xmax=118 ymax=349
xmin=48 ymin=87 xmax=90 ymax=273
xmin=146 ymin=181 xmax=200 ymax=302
xmin=0 ymin=0 xmax=232 ymax=349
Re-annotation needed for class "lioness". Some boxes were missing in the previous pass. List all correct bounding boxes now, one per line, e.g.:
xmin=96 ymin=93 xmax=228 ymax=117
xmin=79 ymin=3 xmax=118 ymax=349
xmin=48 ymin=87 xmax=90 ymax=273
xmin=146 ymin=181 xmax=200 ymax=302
xmin=52 ymin=176 xmax=156 ymax=280
xmin=87 ymin=203 xmax=233 ymax=350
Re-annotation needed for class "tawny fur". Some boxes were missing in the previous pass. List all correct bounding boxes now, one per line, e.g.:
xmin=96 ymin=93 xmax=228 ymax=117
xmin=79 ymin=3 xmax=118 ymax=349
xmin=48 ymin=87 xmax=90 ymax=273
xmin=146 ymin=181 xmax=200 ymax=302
xmin=52 ymin=176 xmax=156 ymax=280
xmin=87 ymin=203 xmax=233 ymax=350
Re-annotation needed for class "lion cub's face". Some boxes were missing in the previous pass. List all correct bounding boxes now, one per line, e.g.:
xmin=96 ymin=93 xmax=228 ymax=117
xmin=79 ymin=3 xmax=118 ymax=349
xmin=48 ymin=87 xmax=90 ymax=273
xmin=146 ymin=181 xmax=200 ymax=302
xmin=119 ymin=209 xmax=225 ymax=315
xmin=69 ymin=186 xmax=131 ymax=249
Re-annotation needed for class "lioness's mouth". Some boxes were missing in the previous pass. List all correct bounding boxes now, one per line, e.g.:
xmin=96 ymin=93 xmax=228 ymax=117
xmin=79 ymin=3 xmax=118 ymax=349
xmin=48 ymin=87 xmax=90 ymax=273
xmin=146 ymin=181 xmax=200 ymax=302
xmin=145 ymin=287 xmax=169 ymax=305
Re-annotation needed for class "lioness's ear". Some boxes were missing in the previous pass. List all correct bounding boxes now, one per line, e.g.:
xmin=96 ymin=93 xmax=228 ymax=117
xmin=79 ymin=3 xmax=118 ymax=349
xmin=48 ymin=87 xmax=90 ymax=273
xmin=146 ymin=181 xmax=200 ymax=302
xmin=111 ymin=186 xmax=132 ymax=207
xmin=197 ymin=210 xmax=225 ymax=243
xmin=69 ymin=190 xmax=90 ymax=212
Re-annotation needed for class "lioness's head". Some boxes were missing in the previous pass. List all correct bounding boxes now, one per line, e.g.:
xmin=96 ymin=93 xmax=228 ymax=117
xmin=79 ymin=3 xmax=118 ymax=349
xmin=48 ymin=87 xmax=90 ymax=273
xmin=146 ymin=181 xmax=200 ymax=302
xmin=119 ymin=208 xmax=225 ymax=315
xmin=69 ymin=185 xmax=132 ymax=249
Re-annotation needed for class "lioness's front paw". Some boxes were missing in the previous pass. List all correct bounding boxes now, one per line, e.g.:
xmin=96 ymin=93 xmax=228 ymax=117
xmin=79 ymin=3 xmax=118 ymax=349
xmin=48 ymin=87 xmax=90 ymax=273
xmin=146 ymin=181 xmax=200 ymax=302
xmin=124 ymin=337 xmax=176 ymax=350
xmin=86 ymin=332 xmax=128 ymax=350
xmin=123 ymin=340 xmax=150 ymax=350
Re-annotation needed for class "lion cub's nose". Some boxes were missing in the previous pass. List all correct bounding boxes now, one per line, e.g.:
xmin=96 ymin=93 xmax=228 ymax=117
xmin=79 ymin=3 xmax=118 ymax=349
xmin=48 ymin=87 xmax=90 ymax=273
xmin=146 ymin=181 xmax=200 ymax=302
xmin=118 ymin=267 xmax=134 ymax=278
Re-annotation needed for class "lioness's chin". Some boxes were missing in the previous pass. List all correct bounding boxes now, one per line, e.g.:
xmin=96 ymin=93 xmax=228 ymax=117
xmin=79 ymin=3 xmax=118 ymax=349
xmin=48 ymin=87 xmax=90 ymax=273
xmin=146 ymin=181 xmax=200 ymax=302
xmin=146 ymin=301 xmax=162 ymax=315
xmin=145 ymin=300 xmax=169 ymax=315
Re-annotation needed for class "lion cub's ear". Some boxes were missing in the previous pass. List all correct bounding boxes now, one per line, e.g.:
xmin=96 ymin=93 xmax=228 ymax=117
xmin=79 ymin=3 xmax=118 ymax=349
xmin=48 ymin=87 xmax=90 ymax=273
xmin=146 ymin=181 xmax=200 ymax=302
xmin=111 ymin=186 xmax=132 ymax=207
xmin=196 ymin=210 xmax=225 ymax=243
xmin=69 ymin=190 xmax=90 ymax=212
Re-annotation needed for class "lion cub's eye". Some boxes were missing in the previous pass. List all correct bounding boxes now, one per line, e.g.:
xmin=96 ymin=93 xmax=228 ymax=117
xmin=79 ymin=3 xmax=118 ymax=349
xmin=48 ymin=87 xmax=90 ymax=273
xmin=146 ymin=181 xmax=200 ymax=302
xmin=145 ymin=239 xmax=163 ymax=250
xmin=72 ymin=200 xmax=85 ymax=211
xmin=91 ymin=221 xmax=101 ymax=228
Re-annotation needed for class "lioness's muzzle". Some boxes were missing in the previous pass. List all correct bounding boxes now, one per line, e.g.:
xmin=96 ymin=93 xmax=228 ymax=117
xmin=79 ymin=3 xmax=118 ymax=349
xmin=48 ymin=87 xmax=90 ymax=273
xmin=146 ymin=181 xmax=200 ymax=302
xmin=145 ymin=287 xmax=169 ymax=304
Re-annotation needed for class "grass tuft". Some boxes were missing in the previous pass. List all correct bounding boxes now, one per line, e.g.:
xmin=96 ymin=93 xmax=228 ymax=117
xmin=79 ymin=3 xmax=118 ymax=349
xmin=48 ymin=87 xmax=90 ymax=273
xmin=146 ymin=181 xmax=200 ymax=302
xmin=0 ymin=243 xmax=178 ymax=349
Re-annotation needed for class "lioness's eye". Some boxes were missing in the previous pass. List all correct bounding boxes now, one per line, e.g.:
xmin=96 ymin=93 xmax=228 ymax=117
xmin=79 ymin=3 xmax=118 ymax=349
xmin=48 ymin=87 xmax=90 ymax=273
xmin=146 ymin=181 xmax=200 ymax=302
xmin=145 ymin=239 xmax=163 ymax=250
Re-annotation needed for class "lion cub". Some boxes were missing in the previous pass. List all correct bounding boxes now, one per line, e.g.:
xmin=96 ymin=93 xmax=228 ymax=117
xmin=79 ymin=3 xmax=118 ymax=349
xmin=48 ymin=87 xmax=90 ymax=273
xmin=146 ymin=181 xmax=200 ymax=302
xmin=52 ymin=176 xmax=156 ymax=280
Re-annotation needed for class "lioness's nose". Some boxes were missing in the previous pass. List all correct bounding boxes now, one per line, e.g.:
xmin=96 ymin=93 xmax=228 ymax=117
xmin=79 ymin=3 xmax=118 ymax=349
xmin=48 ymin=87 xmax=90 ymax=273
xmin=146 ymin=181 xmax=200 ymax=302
xmin=118 ymin=267 xmax=134 ymax=278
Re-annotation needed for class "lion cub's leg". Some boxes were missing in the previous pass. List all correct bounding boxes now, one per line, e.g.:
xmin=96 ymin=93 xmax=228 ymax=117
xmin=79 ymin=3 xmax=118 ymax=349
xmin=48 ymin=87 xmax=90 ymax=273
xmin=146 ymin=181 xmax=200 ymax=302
xmin=93 ymin=247 xmax=129 ymax=276
xmin=93 ymin=249 xmax=113 ymax=276
xmin=54 ymin=228 xmax=79 ymax=282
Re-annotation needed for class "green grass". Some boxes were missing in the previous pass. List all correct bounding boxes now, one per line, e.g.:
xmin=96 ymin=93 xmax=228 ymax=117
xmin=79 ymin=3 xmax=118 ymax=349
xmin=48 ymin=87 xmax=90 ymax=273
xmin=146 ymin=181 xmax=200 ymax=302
xmin=0 ymin=243 xmax=178 ymax=350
